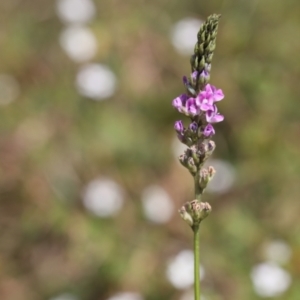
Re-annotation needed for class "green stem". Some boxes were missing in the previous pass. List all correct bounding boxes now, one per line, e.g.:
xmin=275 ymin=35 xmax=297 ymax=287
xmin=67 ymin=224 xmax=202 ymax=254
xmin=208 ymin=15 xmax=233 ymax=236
xmin=194 ymin=173 xmax=202 ymax=201
xmin=193 ymin=224 xmax=200 ymax=300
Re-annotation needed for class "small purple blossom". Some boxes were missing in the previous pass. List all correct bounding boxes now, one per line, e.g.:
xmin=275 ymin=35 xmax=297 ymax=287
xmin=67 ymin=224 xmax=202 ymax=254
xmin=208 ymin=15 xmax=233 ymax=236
xmin=204 ymin=84 xmax=224 ymax=102
xmin=189 ymin=121 xmax=198 ymax=133
xmin=172 ymin=94 xmax=188 ymax=112
xmin=203 ymin=124 xmax=215 ymax=137
xmin=185 ymin=97 xmax=199 ymax=116
xmin=206 ymin=105 xmax=224 ymax=123
xmin=174 ymin=120 xmax=184 ymax=133
xmin=195 ymin=92 xmax=214 ymax=112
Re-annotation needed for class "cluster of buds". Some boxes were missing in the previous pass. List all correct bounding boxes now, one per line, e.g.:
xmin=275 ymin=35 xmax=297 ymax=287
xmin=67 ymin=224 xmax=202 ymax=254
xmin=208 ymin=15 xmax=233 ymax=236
xmin=172 ymin=14 xmax=223 ymax=227
xmin=179 ymin=200 xmax=212 ymax=227
xmin=191 ymin=14 xmax=221 ymax=91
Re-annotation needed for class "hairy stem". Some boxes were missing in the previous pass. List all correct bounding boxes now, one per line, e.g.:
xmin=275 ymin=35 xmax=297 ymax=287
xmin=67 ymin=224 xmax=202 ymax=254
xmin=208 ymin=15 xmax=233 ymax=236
xmin=193 ymin=224 xmax=200 ymax=300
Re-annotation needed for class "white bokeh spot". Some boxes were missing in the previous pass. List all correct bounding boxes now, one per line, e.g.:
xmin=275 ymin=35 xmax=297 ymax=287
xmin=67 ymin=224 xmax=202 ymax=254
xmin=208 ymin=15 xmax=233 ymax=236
xmin=264 ymin=240 xmax=292 ymax=265
xmin=106 ymin=292 xmax=143 ymax=300
xmin=56 ymin=0 xmax=96 ymax=24
xmin=180 ymin=289 xmax=206 ymax=300
xmin=251 ymin=262 xmax=291 ymax=297
xmin=171 ymin=18 xmax=203 ymax=55
xmin=60 ymin=26 xmax=97 ymax=63
xmin=76 ymin=63 xmax=117 ymax=100
xmin=141 ymin=185 xmax=174 ymax=224
xmin=49 ymin=293 xmax=79 ymax=300
xmin=205 ymin=159 xmax=235 ymax=194
xmin=82 ymin=178 xmax=124 ymax=217
xmin=166 ymin=250 xmax=205 ymax=289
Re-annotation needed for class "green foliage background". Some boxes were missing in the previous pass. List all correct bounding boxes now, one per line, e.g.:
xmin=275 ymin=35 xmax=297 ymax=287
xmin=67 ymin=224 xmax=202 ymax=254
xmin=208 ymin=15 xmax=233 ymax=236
xmin=0 ymin=0 xmax=300 ymax=299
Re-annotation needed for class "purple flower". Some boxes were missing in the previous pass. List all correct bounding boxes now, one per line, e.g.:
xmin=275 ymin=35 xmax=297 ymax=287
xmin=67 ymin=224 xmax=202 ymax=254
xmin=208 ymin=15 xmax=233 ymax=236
xmin=189 ymin=121 xmax=198 ymax=133
xmin=206 ymin=105 xmax=224 ymax=123
xmin=203 ymin=124 xmax=215 ymax=137
xmin=174 ymin=120 xmax=184 ymax=133
xmin=204 ymin=84 xmax=224 ymax=102
xmin=172 ymin=94 xmax=188 ymax=112
xmin=185 ymin=97 xmax=199 ymax=116
xmin=195 ymin=92 xmax=214 ymax=112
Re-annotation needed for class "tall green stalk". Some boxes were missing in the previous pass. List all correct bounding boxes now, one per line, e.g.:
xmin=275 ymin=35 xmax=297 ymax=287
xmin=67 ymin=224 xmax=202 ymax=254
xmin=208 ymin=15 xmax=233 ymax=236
xmin=193 ymin=224 xmax=200 ymax=300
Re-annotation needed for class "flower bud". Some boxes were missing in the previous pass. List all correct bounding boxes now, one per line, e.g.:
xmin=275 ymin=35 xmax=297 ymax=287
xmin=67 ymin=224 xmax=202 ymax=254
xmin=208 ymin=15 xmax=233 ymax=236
xmin=174 ymin=120 xmax=184 ymax=133
xmin=199 ymin=166 xmax=216 ymax=190
xmin=179 ymin=200 xmax=212 ymax=228
xmin=189 ymin=121 xmax=198 ymax=133
xmin=179 ymin=205 xmax=194 ymax=226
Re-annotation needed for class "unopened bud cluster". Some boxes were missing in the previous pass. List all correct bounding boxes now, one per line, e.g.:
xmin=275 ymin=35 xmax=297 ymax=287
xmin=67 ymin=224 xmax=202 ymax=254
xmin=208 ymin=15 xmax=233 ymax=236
xmin=191 ymin=14 xmax=221 ymax=91
xmin=179 ymin=200 xmax=212 ymax=227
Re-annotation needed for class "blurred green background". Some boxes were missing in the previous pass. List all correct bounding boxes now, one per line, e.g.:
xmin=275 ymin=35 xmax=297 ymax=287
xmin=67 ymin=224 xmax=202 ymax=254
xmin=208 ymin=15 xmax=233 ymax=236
xmin=1 ymin=0 xmax=300 ymax=299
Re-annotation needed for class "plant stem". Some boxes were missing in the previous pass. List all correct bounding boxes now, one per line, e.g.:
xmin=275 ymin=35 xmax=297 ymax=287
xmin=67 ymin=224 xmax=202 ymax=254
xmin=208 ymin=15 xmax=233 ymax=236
xmin=194 ymin=174 xmax=202 ymax=201
xmin=193 ymin=224 xmax=200 ymax=300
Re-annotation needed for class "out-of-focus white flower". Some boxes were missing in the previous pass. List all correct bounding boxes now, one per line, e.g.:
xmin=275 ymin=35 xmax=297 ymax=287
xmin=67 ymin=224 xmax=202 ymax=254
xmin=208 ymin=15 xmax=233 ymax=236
xmin=59 ymin=26 xmax=97 ymax=63
xmin=264 ymin=240 xmax=292 ymax=265
xmin=82 ymin=178 xmax=124 ymax=217
xmin=180 ymin=290 xmax=206 ymax=300
xmin=205 ymin=159 xmax=235 ymax=194
xmin=166 ymin=250 xmax=205 ymax=289
xmin=0 ymin=74 xmax=20 ymax=105
xmin=56 ymin=0 xmax=96 ymax=24
xmin=49 ymin=293 xmax=79 ymax=300
xmin=171 ymin=18 xmax=203 ymax=55
xmin=76 ymin=63 xmax=117 ymax=100
xmin=141 ymin=185 xmax=174 ymax=224
xmin=106 ymin=292 xmax=143 ymax=300
xmin=251 ymin=262 xmax=291 ymax=297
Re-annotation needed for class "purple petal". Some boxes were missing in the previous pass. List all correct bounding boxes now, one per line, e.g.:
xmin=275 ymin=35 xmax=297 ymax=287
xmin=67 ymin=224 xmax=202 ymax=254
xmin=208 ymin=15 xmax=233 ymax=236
xmin=211 ymin=114 xmax=224 ymax=123
xmin=172 ymin=98 xmax=182 ymax=109
xmin=191 ymin=71 xmax=198 ymax=81
xmin=174 ymin=120 xmax=184 ymax=133
xmin=189 ymin=121 xmax=198 ymax=132
xmin=203 ymin=124 xmax=215 ymax=137
xmin=195 ymin=93 xmax=213 ymax=111
xmin=204 ymin=84 xmax=213 ymax=94
xmin=206 ymin=111 xmax=213 ymax=123
xmin=206 ymin=105 xmax=224 ymax=123
xmin=172 ymin=94 xmax=188 ymax=110
xmin=186 ymin=98 xmax=199 ymax=116
xmin=213 ymin=89 xmax=224 ymax=102
xmin=200 ymin=69 xmax=209 ymax=81
xmin=200 ymin=102 xmax=213 ymax=111
xmin=202 ymin=84 xmax=225 ymax=102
